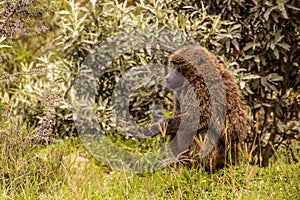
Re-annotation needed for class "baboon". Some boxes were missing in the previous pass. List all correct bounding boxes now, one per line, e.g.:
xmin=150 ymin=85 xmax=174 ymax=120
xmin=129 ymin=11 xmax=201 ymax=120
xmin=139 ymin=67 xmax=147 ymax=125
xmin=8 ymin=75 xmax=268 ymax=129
xmin=144 ymin=45 xmax=248 ymax=170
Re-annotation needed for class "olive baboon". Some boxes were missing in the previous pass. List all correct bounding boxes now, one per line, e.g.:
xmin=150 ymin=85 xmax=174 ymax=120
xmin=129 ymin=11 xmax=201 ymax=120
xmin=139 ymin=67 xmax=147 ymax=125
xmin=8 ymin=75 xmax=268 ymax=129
xmin=144 ymin=45 xmax=248 ymax=170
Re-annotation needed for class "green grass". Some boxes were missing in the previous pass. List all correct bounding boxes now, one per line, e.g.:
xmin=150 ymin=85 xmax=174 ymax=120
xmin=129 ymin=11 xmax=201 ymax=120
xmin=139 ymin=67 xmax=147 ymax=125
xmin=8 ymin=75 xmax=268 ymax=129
xmin=0 ymin=136 xmax=299 ymax=200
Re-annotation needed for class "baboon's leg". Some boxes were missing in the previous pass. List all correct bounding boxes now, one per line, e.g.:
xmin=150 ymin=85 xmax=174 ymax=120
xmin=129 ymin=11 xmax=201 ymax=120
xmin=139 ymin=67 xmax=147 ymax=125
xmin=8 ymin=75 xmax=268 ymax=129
xmin=168 ymin=117 xmax=207 ymax=157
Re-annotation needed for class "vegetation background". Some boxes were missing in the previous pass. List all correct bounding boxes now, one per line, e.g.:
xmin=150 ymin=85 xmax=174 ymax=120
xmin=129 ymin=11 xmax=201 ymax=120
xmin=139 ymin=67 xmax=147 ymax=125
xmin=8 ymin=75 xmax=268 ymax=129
xmin=0 ymin=0 xmax=299 ymax=199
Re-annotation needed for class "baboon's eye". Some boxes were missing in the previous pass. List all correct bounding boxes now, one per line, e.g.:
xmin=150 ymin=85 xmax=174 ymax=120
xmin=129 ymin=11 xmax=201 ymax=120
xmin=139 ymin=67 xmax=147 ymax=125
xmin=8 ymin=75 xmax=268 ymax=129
xmin=171 ymin=60 xmax=184 ymax=73
xmin=171 ymin=60 xmax=185 ymax=65
xmin=174 ymin=65 xmax=182 ymax=73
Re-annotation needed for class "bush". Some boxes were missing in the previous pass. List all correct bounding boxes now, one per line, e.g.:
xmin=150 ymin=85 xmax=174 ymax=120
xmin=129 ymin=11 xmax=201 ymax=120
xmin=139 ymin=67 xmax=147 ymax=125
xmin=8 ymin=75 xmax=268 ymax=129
xmin=203 ymin=0 xmax=300 ymax=166
xmin=0 ymin=0 xmax=299 ymax=166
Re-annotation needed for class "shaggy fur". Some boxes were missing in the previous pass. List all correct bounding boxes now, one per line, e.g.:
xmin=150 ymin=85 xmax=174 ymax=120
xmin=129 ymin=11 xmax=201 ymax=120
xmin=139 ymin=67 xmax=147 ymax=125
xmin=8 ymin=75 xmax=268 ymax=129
xmin=145 ymin=45 xmax=248 ymax=170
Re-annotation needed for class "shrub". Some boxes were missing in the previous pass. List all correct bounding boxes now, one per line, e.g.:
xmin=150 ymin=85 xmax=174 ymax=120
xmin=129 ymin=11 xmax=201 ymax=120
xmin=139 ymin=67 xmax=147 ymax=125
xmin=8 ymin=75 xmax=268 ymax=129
xmin=203 ymin=0 xmax=300 ymax=166
xmin=0 ymin=0 xmax=299 ymax=166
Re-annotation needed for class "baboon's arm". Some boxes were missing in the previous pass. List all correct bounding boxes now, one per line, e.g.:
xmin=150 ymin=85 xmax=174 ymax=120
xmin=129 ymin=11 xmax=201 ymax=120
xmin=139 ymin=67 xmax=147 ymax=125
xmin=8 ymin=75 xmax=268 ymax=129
xmin=142 ymin=115 xmax=181 ymax=136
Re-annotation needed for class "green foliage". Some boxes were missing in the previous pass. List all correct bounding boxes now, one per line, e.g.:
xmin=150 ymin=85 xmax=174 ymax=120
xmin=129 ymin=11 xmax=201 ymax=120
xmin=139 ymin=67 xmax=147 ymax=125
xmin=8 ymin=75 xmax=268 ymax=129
xmin=1 ymin=143 xmax=299 ymax=199
xmin=0 ymin=0 xmax=299 ymax=170
xmin=0 ymin=135 xmax=78 ymax=198
xmin=0 ymin=0 xmax=56 ymax=37
xmin=203 ymin=0 xmax=300 ymax=166
xmin=1 ymin=0 xmax=300 ymax=198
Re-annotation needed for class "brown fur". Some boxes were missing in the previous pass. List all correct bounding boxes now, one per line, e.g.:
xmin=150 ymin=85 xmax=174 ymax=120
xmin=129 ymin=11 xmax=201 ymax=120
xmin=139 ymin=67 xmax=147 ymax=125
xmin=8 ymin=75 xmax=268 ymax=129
xmin=145 ymin=45 xmax=248 ymax=170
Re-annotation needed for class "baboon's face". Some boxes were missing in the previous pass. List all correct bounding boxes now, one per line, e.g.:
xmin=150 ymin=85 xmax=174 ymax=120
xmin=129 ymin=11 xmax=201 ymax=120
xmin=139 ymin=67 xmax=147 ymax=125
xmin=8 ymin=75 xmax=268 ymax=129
xmin=166 ymin=58 xmax=185 ymax=89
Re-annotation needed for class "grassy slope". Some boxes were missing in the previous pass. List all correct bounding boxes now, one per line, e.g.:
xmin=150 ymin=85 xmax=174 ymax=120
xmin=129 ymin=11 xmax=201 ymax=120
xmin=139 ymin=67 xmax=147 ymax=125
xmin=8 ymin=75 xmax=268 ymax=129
xmin=0 ymin=138 xmax=299 ymax=200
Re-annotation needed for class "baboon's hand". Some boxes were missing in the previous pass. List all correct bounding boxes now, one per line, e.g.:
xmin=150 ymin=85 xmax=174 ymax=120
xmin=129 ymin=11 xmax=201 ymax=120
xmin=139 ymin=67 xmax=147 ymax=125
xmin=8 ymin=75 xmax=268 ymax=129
xmin=142 ymin=127 xmax=157 ymax=136
xmin=142 ymin=118 xmax=167 ymax=137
